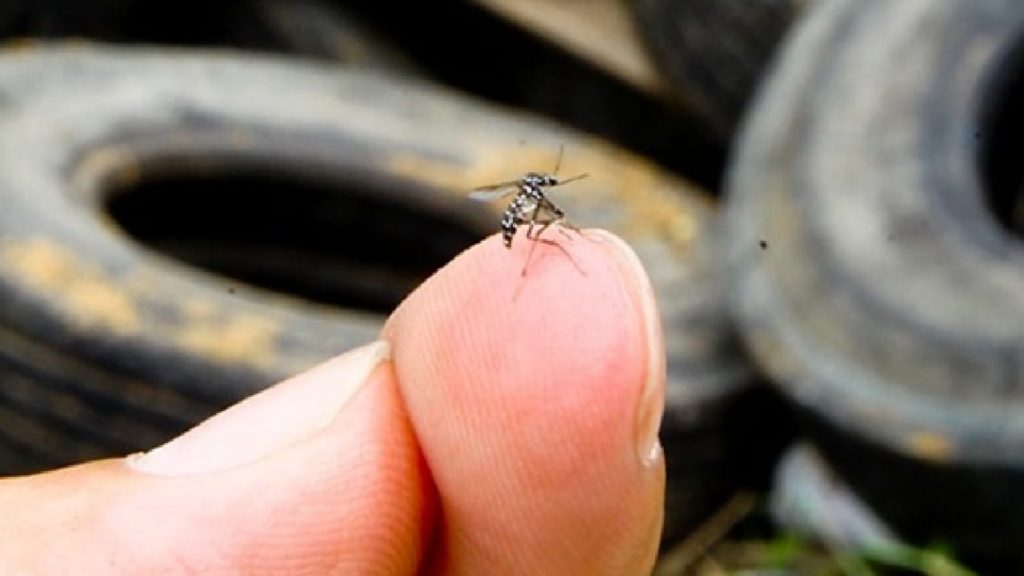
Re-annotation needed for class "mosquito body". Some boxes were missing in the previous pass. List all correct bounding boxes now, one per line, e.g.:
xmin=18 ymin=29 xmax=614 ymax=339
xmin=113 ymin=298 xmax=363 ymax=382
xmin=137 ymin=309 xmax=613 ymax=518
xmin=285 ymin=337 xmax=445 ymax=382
xmin=470 ymin=171 xmax=585 ymax=247
xmin=470 ymin=169 xmax=587 ymax=275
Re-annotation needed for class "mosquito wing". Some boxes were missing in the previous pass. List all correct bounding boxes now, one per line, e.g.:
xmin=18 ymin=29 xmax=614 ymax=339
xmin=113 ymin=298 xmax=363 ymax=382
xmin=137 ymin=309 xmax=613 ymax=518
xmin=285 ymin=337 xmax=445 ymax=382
xmin=468 ymin=180 xmax=520 ymax=201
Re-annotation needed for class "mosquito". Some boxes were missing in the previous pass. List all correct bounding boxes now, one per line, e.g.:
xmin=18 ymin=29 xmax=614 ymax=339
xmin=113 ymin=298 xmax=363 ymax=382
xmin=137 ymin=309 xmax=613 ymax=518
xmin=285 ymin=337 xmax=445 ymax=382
xmin=469 ymin=158 xmax=587 ymax=275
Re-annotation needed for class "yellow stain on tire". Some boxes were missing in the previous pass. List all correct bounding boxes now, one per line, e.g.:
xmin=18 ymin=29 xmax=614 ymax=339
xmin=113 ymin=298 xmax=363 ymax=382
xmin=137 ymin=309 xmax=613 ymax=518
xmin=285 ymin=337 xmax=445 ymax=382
xmin=0 ymin=236 xmax=279 ymax=369
xmin=1 ymin=236 xmax=141 ymax=334
xmin=907 ymin=431 xmax=954 ymax=462
xmin=175 ymin=314 xmax=278 ymax=368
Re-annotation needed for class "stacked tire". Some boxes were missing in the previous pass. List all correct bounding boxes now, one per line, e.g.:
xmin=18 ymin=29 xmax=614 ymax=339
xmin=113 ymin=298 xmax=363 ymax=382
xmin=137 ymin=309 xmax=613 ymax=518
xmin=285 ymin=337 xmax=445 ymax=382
xmin=725 ymin=0 xmax=1024 ymax=564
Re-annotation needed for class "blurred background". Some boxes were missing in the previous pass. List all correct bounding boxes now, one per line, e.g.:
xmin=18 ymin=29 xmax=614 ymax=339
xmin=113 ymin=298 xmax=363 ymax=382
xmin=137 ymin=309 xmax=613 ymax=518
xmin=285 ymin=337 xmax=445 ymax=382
xmin=0 ymin=1 xmax=1022 ymax=574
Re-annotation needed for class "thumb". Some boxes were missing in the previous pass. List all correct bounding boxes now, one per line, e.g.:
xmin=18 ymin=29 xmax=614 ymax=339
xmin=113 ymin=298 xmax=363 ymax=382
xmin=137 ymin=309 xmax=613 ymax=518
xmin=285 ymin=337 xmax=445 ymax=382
xmin=385 ymin=229 xmax=666 ymax=574
xmin=0 ymin=342 xmax=434 ymax=574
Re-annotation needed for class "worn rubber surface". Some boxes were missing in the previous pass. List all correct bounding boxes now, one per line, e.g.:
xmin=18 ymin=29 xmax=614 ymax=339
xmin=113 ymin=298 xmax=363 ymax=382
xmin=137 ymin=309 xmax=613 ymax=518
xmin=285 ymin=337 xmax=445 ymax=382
xmin=231 ymin=0 xmax=417 ymax=70
xmin=0 ymin=46 xmax=762 ymax=542
xmin=726 ymin=0 xmax=1024 ymax=558
xmin=0 ymin=1 xmax=139 ymax=37
xmin=633 ymin=0 xmax=808 ymax=140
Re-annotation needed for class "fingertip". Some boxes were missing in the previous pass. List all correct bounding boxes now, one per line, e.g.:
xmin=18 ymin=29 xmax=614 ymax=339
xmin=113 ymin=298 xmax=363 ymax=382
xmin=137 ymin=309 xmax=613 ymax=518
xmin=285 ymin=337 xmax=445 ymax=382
xmin=385 ymin=229 xmax=664 ymax=573
xmin=584 ymin=229 xmax=667 ymax=467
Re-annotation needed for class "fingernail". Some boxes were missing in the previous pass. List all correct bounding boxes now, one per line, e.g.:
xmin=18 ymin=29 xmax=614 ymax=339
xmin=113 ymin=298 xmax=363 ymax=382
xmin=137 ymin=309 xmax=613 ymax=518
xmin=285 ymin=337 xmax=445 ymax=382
xmin=588 ymin=230 xmax=666 ymax=468
xmin=128 ymin=340 xmax=391 ymax=476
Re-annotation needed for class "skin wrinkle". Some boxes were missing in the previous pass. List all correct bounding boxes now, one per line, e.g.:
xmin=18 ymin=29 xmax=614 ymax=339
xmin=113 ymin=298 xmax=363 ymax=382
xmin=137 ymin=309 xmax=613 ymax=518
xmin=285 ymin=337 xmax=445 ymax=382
xmin=95 ymin=366 xmax=427 ymax=575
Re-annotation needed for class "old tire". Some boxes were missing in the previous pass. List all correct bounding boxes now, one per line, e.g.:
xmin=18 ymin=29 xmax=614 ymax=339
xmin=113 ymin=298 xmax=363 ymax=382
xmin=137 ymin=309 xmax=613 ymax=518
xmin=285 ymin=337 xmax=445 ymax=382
xmin=633 ymin=0 xmax=809 ymax=140
xmin=726 ymin=0 xmax=1024 ymax=560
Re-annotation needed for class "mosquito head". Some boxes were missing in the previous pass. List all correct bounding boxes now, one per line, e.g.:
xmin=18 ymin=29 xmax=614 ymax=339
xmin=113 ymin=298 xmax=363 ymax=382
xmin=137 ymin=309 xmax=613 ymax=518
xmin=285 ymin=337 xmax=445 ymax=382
xmin=523 ymin=172 xmax=559 ymax=188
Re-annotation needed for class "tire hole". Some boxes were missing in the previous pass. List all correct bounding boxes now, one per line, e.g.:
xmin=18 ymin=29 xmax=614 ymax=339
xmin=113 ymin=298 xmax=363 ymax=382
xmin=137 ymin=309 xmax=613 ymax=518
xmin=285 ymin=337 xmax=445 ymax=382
xmin=105 ymin=171 xmax=484 ymax=313
xmin=979 ymin=35 xmax=1024 ymax=238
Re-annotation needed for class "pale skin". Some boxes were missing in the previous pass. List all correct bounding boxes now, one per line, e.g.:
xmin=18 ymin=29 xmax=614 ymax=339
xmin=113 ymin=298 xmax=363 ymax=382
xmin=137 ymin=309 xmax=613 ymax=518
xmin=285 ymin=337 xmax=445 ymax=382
xmin=0 ymin=228 xmax=666 ymax=575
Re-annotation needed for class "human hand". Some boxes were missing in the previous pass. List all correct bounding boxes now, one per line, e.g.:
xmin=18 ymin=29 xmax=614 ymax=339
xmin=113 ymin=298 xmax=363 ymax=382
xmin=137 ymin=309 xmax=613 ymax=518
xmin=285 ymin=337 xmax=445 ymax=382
xmin=0 ymin=229 xmax=665 ymax=574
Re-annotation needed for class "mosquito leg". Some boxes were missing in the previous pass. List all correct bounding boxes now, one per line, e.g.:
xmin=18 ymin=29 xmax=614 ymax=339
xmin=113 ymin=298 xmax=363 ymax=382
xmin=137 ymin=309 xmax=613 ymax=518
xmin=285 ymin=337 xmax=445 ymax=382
xmin=531 ymin=198 xmax=578 ymax=243
xmin=521 ymin=222 xmax=586 ymax=276
xmin=528 ymin=236 xmax=586 ymax=276
xmin=522 ymin=195 xmax=547 ymax=240
xmin=528 ymin=199 xmax=561 ymax=240
xmin=522 ymin=220 xmax=553 ymax=276
xmin=521 ymin=198 xmax=585 ymax=276
xmin=519 ymin=199 xmax=547 ymax=275
xmin=557 ymin=222 xmax=574 ymax=241
xmin=560 ymin=220 xmax=597 ymax=245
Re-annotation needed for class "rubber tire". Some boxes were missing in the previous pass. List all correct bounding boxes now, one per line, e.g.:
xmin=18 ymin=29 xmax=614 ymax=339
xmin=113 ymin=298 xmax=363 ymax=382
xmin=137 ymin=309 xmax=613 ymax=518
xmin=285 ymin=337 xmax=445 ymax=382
xmin=0 ymin=1 xmax=139 ymax=37
xmin=230 ymin=0 xmax=417 ymax=71
xmin=0 ymin=45 xmax=764 ymax=543
xmin=726 ymin=0 xmax=1024 ymax=560
xmin=633 ymin=0 xmax=809 ymax=141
